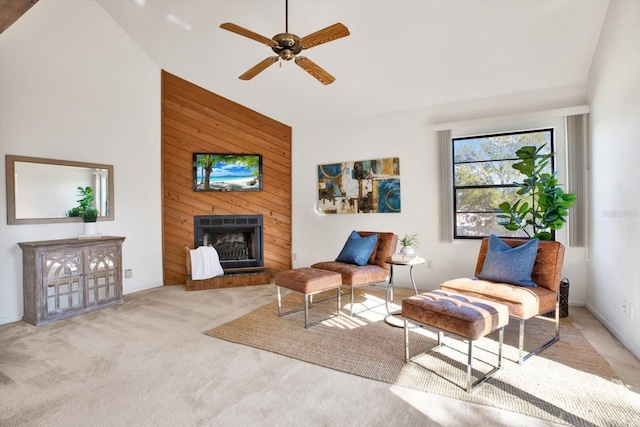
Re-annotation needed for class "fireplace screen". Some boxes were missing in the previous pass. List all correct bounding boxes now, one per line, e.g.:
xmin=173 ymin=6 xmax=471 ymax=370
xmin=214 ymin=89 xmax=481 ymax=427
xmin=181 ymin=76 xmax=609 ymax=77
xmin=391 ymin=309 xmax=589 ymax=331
xmin=203 ymin=231 xmax=253 ymax=261
xmin=194 ymin=215 xmax=264 ymax=269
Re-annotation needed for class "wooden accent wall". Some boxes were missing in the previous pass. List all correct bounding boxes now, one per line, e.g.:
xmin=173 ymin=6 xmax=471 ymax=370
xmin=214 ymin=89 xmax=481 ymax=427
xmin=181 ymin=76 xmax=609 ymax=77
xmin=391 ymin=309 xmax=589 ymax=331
xmin=0 ymin=0 xmax=39 ymax=34
xmin=161 ymin=71 xmax=292 ymax=285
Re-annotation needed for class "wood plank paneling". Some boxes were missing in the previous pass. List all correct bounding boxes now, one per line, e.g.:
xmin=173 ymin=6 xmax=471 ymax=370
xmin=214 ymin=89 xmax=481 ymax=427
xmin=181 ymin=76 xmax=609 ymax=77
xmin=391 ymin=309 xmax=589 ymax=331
xmin=0 ymin=0 xmax=38 ymax=34
xmin=162 ymin=71 xmax=292 ymax=285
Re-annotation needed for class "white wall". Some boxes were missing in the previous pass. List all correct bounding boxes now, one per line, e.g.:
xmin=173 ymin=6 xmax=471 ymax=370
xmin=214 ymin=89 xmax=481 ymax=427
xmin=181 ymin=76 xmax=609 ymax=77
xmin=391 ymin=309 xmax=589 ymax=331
xmin=293 ymin=86 xmax=588 ymax=302
xmin=0 ymin=0 xmax=163 ymax=324
xmin=586 ymin=0 xmax=640 ymax=358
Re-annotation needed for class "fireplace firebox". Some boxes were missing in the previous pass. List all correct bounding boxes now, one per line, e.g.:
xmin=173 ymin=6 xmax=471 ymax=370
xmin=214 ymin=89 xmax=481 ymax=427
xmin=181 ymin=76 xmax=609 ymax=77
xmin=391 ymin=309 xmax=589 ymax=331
xmin=193 ymin=215 xmax=264 ymax=269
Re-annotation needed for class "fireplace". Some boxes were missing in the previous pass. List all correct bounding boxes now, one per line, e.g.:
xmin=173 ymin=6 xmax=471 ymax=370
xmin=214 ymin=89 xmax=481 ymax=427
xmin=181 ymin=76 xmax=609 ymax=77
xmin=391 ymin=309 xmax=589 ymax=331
xmin=193 ymin=215 xmax=264 ymax=269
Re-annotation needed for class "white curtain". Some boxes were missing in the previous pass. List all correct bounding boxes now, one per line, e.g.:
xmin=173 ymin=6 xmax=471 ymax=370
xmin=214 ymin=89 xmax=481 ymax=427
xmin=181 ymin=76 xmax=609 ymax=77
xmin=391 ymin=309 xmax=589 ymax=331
xmin=439 ymin=130 xmax=453 ymax=242
xmin=566 ymin=114 xmax=587 ymax=247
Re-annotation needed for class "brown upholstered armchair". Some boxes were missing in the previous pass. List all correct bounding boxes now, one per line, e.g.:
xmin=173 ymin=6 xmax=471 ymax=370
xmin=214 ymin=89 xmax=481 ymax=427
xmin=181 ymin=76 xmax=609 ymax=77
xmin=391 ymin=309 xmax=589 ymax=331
xmin=312 ymin=231 xmax=398 ymax=314
xmin=440 ymin=238 xmax=565 ymax=365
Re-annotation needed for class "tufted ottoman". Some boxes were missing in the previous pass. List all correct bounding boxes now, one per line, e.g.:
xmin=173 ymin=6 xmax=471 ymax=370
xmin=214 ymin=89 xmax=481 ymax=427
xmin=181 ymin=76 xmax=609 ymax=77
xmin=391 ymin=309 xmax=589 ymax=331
xmin=402 ymin=289 xmax=509 ymax=393
xmin=275 ymin=267 xmax=343 ymax=328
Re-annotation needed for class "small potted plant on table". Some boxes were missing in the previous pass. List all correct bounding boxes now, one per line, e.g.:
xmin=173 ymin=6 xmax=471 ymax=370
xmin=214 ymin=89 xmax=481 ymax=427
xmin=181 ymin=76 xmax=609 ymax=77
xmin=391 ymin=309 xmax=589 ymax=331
xmin=68 ymin=186 xmax=100 ymax=236
xmin=399 ymin=234 xmax=420 ymax=258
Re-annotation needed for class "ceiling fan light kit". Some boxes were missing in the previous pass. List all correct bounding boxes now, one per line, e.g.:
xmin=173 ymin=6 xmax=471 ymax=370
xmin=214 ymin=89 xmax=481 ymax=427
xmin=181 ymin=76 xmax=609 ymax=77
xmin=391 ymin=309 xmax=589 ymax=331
xmin=220 ymin=0 xmax=350 ymax=85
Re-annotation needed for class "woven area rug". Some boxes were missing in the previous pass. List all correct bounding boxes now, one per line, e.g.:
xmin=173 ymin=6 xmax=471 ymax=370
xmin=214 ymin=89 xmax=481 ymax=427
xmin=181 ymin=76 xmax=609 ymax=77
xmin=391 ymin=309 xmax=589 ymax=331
xmin=206 ymin=287 xmax=639 ymax=427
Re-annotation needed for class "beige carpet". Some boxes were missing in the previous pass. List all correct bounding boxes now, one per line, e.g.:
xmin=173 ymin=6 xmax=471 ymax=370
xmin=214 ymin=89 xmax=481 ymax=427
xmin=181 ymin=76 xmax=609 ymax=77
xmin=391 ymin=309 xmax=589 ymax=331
xmin=207 ymin=287 xmax=640 ymax=427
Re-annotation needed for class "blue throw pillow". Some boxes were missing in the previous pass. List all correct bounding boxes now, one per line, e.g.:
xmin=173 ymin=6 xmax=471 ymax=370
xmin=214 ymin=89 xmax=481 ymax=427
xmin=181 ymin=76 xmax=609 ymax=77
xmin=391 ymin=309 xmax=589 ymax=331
xmin=476 ymin=234 xmax=539 ymax=287
xmin=336 ymin=231 xmax=378 ymax=266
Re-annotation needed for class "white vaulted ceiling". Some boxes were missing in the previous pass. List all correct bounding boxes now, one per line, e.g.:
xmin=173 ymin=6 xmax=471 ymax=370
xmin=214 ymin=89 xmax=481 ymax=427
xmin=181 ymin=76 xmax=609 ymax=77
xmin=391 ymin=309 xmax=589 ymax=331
xmin=96 ymin=0 xmax=609 ymax=127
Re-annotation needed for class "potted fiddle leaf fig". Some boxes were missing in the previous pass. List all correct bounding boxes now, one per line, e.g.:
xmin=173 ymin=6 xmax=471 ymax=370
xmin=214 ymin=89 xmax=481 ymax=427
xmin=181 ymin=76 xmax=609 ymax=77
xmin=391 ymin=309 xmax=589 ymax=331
xmin=497 ymin=145 xmax=576 ymax=240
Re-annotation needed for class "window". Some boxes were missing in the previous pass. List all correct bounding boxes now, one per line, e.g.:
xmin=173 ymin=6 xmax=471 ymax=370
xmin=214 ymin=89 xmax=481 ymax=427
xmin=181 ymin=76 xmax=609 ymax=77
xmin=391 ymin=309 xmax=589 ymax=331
xmin=452 ymin=128 xmax=554 ymax=239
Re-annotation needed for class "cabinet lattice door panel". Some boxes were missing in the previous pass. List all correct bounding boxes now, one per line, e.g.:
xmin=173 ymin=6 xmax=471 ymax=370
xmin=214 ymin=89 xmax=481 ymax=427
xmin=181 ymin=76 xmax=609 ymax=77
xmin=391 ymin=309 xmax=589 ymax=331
xmin=44 ymin=251 xmax=84 ymax=316
xmin=85 ymin=246 xmax=120 ymax=306
xmin=20 ymin=236 xmax=125 ymax=325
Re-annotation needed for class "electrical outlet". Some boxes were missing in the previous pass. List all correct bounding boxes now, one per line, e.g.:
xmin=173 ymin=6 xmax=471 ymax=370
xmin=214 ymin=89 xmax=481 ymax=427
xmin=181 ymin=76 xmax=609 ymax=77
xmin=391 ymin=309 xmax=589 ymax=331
xmin=630 ymin=303 xmax=635 ymax=320
xmin=293 ymin=253 xmax=297 ymax=261
xmin=426 ymin=260 xmax=433 ymax=270
xmin=125 ymin=269 xmax=133 ymax=279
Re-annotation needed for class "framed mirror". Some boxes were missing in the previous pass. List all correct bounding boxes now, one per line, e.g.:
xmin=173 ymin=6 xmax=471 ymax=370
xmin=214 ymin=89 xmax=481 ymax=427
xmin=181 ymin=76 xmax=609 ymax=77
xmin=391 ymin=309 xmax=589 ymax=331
xmin=6 ymin=155 xmax=114 ymax=225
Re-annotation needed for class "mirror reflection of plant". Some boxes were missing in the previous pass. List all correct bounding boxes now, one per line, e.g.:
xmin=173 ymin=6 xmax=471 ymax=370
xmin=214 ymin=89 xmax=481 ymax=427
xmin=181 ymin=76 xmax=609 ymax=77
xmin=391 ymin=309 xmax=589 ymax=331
xmin=68 ymin=186 xmax=99 ymax=222
xmin=497 ymin=145 xmax=577 ymax=240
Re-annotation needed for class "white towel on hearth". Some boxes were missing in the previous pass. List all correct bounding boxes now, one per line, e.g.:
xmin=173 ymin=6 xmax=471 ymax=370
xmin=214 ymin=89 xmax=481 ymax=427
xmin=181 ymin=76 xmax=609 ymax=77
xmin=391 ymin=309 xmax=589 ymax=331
xmin=190 ymin=246 xmax=224 ymax=280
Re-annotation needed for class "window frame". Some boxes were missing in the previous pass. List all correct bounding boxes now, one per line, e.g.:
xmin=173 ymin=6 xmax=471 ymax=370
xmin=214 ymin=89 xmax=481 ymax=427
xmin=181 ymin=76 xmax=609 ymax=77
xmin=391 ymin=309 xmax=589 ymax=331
xmin=452 ymin=127 xmax=555 ymax=240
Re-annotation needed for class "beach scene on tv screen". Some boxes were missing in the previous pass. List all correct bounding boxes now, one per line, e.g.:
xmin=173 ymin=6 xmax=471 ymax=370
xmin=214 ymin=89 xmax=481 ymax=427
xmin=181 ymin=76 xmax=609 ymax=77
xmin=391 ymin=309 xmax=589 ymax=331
xmin=194 ymin=154 xmax=261 ymax=191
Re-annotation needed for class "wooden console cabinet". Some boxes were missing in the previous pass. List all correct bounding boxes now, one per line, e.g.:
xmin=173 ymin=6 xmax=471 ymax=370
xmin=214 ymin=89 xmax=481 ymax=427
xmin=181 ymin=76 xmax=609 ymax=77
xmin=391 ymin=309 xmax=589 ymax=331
xmin=19 ymin=236 xmax=126 ymax=325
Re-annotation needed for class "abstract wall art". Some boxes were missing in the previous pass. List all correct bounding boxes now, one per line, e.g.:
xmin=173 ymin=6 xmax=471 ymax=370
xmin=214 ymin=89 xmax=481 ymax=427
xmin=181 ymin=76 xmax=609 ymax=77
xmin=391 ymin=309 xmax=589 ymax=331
xmin=317 ymin=157 xmax=400 ymax=214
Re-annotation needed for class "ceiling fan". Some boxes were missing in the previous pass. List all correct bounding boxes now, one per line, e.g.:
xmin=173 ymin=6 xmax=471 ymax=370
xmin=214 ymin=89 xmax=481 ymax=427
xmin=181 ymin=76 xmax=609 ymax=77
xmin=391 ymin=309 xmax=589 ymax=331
xmin=220 ymin=0 xmax=350 ymax=85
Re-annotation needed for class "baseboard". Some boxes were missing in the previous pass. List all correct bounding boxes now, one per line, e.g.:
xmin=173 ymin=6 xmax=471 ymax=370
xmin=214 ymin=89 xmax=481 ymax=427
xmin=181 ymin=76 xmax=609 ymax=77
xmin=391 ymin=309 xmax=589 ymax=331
xmin=585 ymin=302 xmax=640 ymax=360
xmin=0 ymin=314 xmax=24 ymax=326
xmin=123 ymin=282 xmax=163 ymax=295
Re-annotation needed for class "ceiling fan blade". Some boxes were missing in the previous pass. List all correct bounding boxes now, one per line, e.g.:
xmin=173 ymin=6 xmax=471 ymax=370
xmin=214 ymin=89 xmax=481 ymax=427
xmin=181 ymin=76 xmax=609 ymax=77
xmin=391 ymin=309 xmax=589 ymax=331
xmin=220 ymin=23 xmax=277 ymax=47
xmin=294 ymin=57 xmax=335 ymax=85
xmin=299 ymin=23 xmax=350 ymax=49
xmin=239 ymin=56 xmax=280 ymax=80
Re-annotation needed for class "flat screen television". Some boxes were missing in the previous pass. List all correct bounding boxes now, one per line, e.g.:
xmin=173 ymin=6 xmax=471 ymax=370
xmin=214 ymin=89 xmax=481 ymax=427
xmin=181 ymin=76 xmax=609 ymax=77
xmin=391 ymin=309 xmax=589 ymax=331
xmin=193 ymin=153 xmax=263 ymax=192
